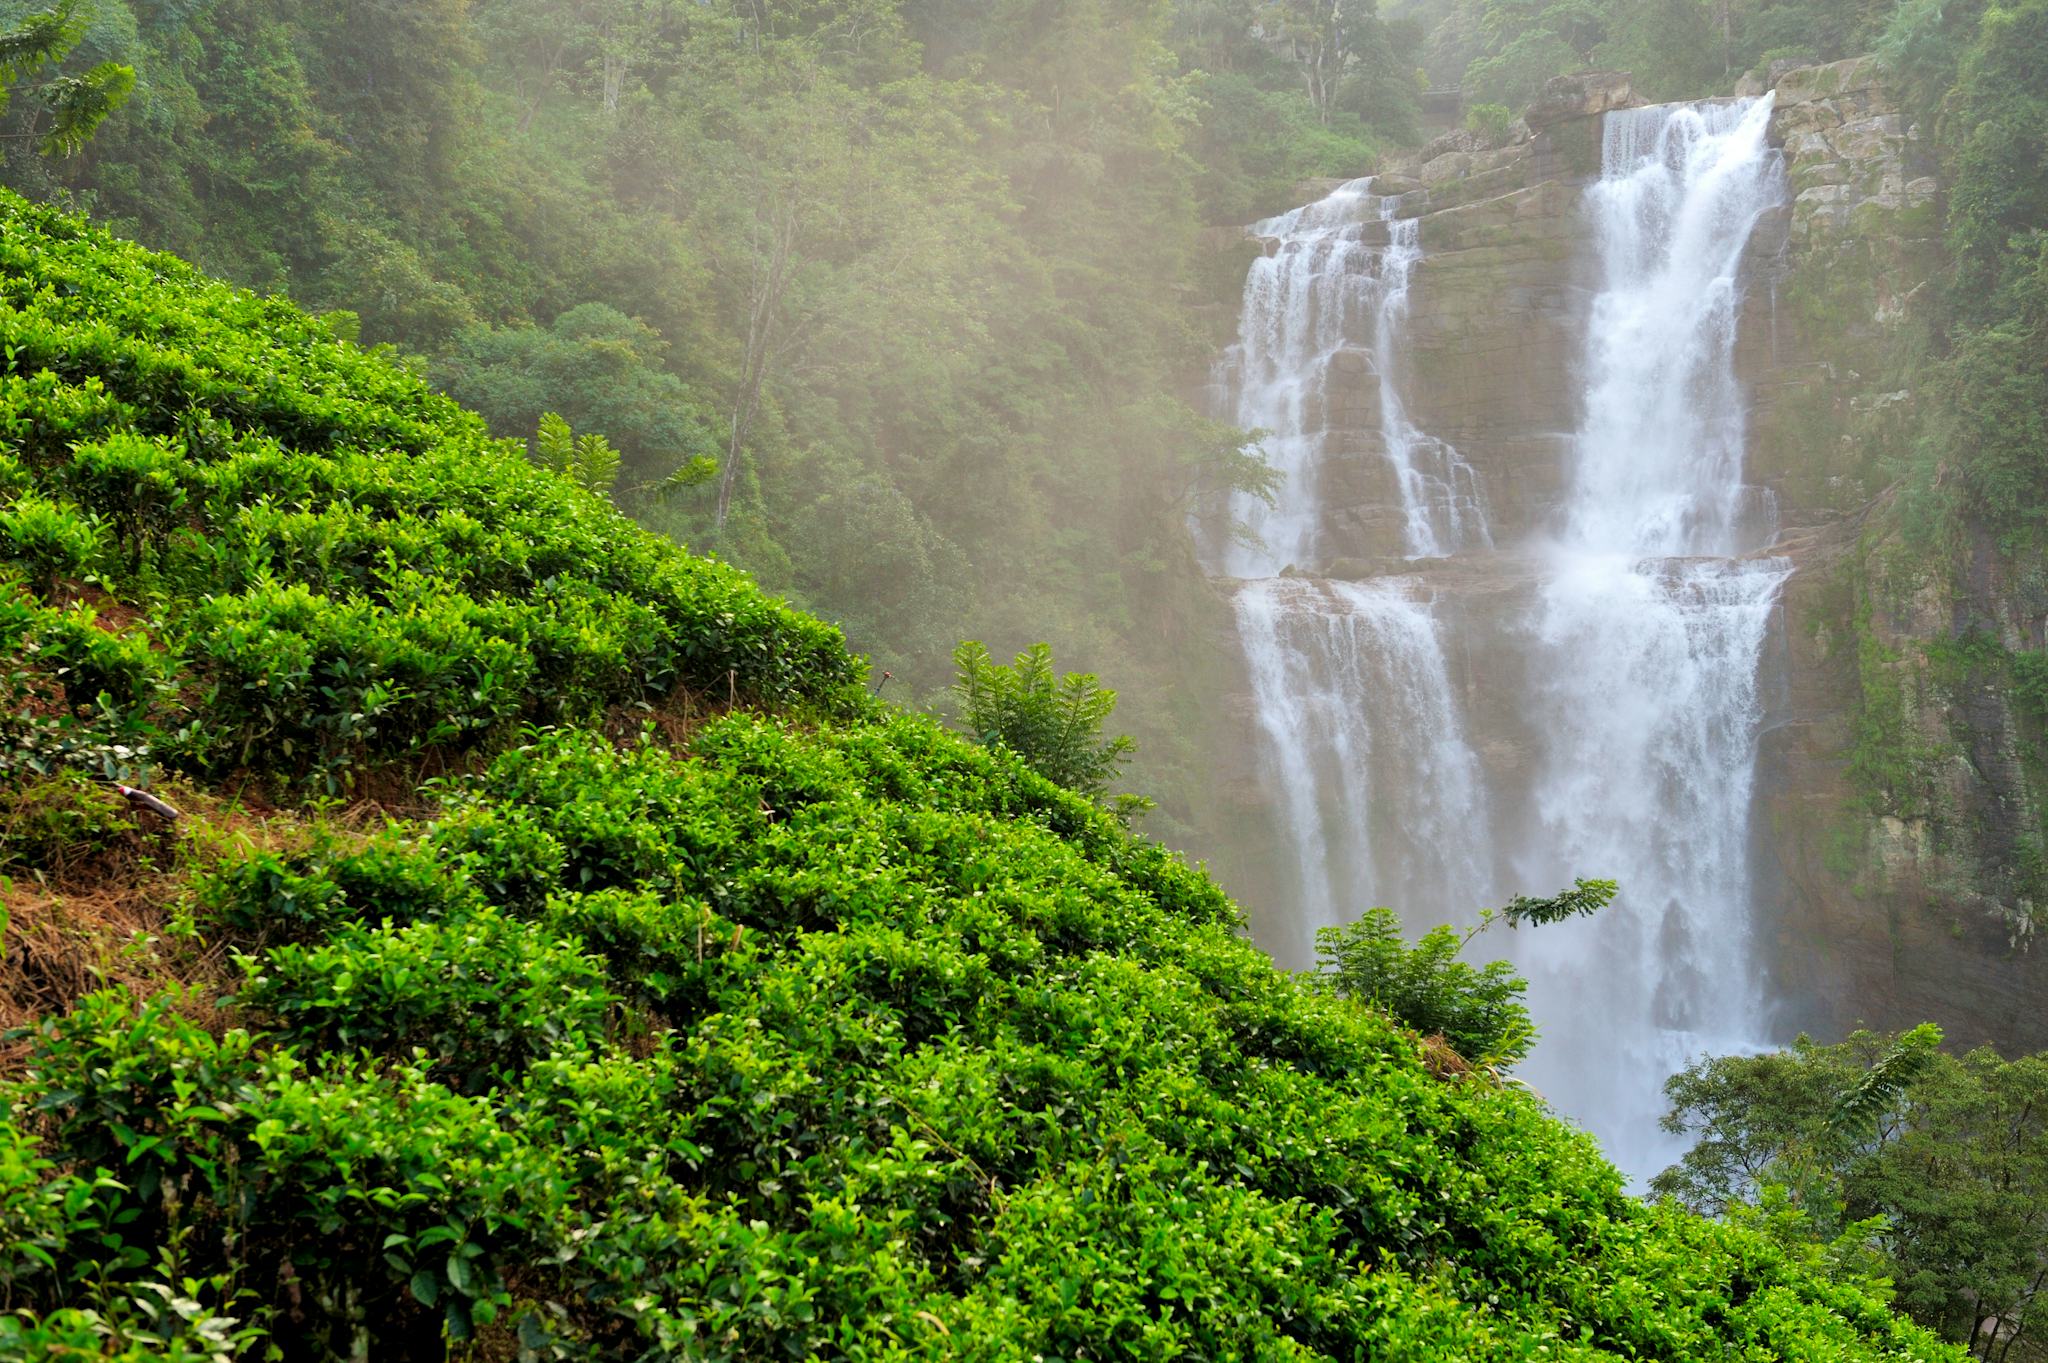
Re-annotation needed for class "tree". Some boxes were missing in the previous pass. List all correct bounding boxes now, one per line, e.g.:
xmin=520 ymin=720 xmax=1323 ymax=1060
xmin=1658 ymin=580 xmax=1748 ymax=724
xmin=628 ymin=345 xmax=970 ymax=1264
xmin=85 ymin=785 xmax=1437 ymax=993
xmin=1315 ymin=878 xmax=1616 ymax=1068
xmin=435 ymin=304 xmax=722 ymax=490
xmin=952 ymin=641 xmax=1149 ymax=817
xmin=0 ymin=0 xmax=132 ymax=156
xmin=785 ymin=474 xmax=971 ymax=669
xmin=1656 ymin=1029 xmax=2048 ymax=1359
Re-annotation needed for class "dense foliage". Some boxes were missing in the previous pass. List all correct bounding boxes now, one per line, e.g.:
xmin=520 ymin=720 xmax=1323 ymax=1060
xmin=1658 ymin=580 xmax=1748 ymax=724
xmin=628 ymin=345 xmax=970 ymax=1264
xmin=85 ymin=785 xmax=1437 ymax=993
xmin=0 ymin=0 xmax=1440 ymax=837
xmin=1422 ymin=0 xmax=1943 ymax=105
xmin=0 ymin=189 xmax=861 ymax=793
xmin=1657 ymin=1029 xmax=2048 ymax=1360
xmin=0 ymin=184 xmax=1966 ymax=1360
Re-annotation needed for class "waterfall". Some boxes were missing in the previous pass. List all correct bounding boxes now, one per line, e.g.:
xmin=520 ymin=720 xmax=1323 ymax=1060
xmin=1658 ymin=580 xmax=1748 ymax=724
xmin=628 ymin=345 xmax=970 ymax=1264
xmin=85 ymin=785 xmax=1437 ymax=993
xmin=1511 ymin=95 xmax=1790 ymax=1174
xmin=1379 ymin=215 xmax=1494 ymax=560
xmin=1215 ymin=180 xmax=1492 ymax=574
xmin=1233 ymin=577 xmax=1493 ymax=964
xmin=1211 ymin=173 xmax=1498 ymax=968
xmin=1211 ymin=95 xmax=1791 ymax=1181
xmin=1570 ymin=101 xmax=1785 ymax=557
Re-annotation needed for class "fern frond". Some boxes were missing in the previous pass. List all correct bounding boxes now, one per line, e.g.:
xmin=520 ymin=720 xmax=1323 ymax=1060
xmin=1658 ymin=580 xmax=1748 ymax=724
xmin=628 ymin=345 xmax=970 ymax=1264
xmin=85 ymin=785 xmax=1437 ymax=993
xmin=1499 ymin=877 xmax=1618 ymax=928
xmin=38 ymin=61 xmax=135 ymax=157
xmin=1826 ymin=1023 xmax=1941 ymax=1147
xmin=0 ymin=2 xmax=86 ymax=85
xmin=574 ymin=432 xmax=621 ymax=494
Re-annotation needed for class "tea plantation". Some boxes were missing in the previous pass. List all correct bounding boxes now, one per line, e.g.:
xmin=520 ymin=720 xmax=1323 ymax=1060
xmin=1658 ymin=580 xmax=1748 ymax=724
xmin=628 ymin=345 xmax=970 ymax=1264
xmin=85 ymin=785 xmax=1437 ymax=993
xmin=0 ymin=190 xmax=1959 ymax=1360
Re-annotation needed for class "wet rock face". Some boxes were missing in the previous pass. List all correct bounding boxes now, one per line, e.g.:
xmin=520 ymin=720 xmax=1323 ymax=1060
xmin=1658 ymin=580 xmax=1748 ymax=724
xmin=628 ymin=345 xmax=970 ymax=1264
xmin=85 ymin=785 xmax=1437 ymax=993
xmin=1771 ymin=57 xmax=1938 ymax=244
xmin=1759 ymin=514 xmax=2048 ymax=1055
xmin=1524 ymin=71 xmax=1638 ymax=129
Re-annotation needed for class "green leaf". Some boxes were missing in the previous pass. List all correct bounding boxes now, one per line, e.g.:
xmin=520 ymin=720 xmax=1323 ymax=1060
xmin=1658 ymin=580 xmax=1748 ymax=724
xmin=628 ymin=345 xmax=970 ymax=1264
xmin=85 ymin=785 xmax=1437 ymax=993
xmin=410 ymin=1271 xmax=439 ymax=1307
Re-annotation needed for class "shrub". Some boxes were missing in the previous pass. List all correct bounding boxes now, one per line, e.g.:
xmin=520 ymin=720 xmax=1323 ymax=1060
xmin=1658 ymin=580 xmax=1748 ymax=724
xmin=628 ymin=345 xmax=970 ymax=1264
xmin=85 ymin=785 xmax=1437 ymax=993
xmin=541 ymin=888 xmax=737 ymax=1015
xmin=190 ymin=825 xmax=477 ymax=941
xmin=1465 ymin=101 xmax=1515 ymax=144
xmin=177 ymin=579 xmax=533 ymax=779
xmin=59 ymin=434 xmax=190 ymax=567
xmin=952 ymin=640 xmax=1147 ymax=817
xmin=1316 ymin=907 xmax=1536 ymax=1066
xmin=236 ymin=907 xmax=615 ymax=1090
xmin=0 ymin=769 xmax=138 ymax=877
xmin=0 ymin=494 xmax=102 ymax=596
xmin=23 ymin=605 xmax=169 ymax=717
xmin=0 ymin=188 xmax=864 ymax=795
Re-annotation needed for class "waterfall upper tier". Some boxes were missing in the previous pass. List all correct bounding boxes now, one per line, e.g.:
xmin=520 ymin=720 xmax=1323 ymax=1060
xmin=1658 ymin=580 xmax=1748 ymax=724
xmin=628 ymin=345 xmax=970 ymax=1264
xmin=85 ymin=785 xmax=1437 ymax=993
xmin=1207 ymin=178 xmax=1493 ymax=575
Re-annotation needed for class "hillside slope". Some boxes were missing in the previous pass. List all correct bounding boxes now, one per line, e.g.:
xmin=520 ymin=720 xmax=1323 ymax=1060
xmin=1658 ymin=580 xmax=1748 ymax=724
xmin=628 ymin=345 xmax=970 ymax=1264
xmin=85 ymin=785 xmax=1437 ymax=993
xmin=0 ymin=193 xmax=1958 ymax=1360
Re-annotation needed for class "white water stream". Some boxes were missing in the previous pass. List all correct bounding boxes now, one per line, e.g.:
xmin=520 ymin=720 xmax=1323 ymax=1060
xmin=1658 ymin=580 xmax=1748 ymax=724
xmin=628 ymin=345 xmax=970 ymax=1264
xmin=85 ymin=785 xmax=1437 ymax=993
xmin=1214 ymin=98 xmax=1790 ymax=1179
xmin=1215 ymin=181 xmax=1491 ymax=574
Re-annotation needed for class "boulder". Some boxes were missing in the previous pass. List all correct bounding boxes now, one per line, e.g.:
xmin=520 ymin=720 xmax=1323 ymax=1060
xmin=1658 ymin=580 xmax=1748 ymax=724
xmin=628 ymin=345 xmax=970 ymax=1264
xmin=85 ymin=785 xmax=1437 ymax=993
xmin=1736 ymin=57 xmax=1810 ymax=98
xmin=1772 ymin=55 xmax=1882 ymax=106
xmin=1414 ymin=128 xmax=1482 ymax=163
xmin=1420 ymin=151 xmax=1477 ymax=185
xmin=1523 ymin=71 xmax=1635 ymax=131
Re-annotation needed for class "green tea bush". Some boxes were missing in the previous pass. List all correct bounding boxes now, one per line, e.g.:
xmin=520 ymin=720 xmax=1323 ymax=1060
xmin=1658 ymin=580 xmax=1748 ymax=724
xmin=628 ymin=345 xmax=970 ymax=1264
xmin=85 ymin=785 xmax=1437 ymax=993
xmin=17 ymin=991 xmax=561 ymax=1346
xmin=541 ymin=888 xmax=737 ymax=1015
xmin=59 ymin=433 xmax=189 ymax=566
xmin=20 ymin=602 xmax=168 ymax=717
xmin=177 ymin=579 xmax=535 ymax=776
xmin=0 ymin=713 xmax=1966 ymax=1358
xmin=236 ymin=908 xmax=615 ymax=1091
xmin=0 ymin=188 xmax=863 ymax=789
xmin=0 ymin=492 xmax=101 ymax=595
xmin=189 ymin=825 xmax=479 ymax=941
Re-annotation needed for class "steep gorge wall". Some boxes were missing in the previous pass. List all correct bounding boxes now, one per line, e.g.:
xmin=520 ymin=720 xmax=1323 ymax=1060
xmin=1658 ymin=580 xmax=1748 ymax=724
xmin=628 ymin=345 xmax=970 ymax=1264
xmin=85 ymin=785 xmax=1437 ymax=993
xmin=1749 ymin=60 xmax=2048 ymax=1053
xmin=1200 ymin=60 xmax=2048 ymax=1054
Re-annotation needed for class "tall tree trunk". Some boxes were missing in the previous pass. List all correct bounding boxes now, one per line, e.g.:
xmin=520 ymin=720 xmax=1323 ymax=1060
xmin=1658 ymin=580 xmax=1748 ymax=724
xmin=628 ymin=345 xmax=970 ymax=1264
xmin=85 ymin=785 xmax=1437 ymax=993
xmin=715 ymin=201 xmax=798 ymax=530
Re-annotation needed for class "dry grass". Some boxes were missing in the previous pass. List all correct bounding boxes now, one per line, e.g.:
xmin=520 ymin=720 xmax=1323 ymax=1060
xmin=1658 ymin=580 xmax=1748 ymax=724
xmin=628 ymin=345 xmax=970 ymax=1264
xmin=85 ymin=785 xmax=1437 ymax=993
xmin=0 ymin=776 xmax=368 ymax=1075
xmin=1420 ymin=1033 xmax=1476 ymax=1080
xmin=0 ymin=881 xmax=240 ymax=1069
xmin=603 ymin=681 xmax=735 ymax=751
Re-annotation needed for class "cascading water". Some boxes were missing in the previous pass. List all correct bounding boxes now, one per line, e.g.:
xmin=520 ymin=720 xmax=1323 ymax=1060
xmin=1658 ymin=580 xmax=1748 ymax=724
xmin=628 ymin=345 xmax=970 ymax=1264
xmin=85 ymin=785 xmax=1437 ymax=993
xmin=1508 ymin=97 xmax=1790 ymax=1175
xmin=1214 ymin=180 xmax=1492 ymax=573
xmin=1378 ymin=214 xmax=1493 ymax=561
xmin=1214 ymin=176 xmax=1497 ymax=964
xmin=1211 ymin=96 xmax=1792 ymax=1181
xmin=1233 ymin=577 xmax=1493 ymax=965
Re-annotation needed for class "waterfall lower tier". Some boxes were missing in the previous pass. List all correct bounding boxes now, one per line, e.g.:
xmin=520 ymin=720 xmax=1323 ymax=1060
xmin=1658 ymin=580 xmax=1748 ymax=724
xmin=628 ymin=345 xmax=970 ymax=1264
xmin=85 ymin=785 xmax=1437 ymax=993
xmin=1233 ymin=577 xmax=1493 ymax=965
xmin=1512 ymin=551 xmax=1791 ymax=1173
xmin=1207 ymin=95 xmax=1791 ymax=1182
